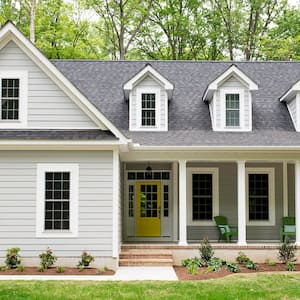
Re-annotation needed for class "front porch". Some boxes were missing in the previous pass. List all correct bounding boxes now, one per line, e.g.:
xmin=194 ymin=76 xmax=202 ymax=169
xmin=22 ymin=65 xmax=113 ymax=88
xmin=121 ymin=149 xmax=300 ymax=246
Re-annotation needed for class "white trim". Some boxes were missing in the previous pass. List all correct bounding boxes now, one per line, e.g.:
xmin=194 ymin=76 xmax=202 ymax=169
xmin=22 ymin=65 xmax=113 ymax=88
xmin=280 ymin=81 xmax=300 ymax=102
xmin=178 ymin=160 xmax=187 ymax=245
xmin=36 ymin=163 xmax=79 ymax=238
xmin=246 ymin=167 xmax=275 ymax=226
xmin=0 ymin=70 xmax=28 ymax=128
xmin=283 ymin=162 xmax=288 ymax=217
xmin=112 ymin=150 xmax=120 ymax=257
xmin=187 ymin=167 xmax=219 ymax=226
xmin=295 ymin=161 xmax=300 ymax=245
xmin=0 ymin=22 xmax=129 ymax=143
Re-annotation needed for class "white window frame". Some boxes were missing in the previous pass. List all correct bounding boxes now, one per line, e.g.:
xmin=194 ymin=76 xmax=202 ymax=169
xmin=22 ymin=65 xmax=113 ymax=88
xmin=220 ymin=88 xmax=245 ymax=131
xmin=0 ymin=70 xmax=28 ymax=128
xmin=246 ymin=167 xmax=275 ymax=226
xmin=187 ymin=168 xmax=219 ymax=226
xmin=36 ymin=164 xmax=79 ymax=238
xmin=136 ymin=86 xmax=160 ymax=130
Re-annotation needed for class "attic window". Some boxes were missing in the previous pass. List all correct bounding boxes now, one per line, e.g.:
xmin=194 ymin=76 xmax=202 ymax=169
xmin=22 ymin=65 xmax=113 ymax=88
xmin=141 ymin=93 xmax=156 ymax=126
xmin=225 ymin=93 xmax=240 ymax=127
xmin=1 ymin=78 xmax=19 ymax=120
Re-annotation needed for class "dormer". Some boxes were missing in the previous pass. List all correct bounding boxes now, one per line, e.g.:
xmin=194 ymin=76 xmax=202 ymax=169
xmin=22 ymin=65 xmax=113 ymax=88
xmin=279 ymin=80 xmax=300 ymax=132
xmin=203 ymin=65 xmax=258 ymax=132
xmin=124 ymin=64 xmax=173 ymax=131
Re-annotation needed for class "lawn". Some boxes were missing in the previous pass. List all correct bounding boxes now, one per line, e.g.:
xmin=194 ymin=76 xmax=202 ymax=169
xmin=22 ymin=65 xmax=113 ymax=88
xmin=0 ymin=273 xmax=300 ymax=300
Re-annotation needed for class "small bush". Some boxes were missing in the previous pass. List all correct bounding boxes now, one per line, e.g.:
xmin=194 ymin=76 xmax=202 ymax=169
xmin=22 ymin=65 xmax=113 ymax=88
xmin=286 ymin=261 xmax=295 ymax=271
xmin=236 ymin=251 xmax=250 ymax=264
xmin=187 ymin=264 xmax=198 ymax=275
xmin=17 ymin=265 xmax=24 ymax=272
xmin=39 ymin=248 xmax=57 ymax=269
xmin=78 ymin=265 xmax=84 ymax=272
xmin=265 ymin=258 xmax=277 ymax=266
xmin=207 ymin=257 xmax=223 ymax=272
xmin=199 ymin=237 xmax=214 ymax=266
xmin=245 ymin=260 xmax=258 ymax=270
xmin=0 ymin=266 xmax=4 ymax=272
xmin=77 ymin=251 xmax=95 ymax=268
xmin=96 ymin=267 xmax=108 ymax=274
xmin=278 ymin=238 xmax=297 ymax=264
xmin=181 ymin=257 xmax=202 ymax=268
xmin=5 ymin=247 xmax=21 ymax=269
xmin=56 ymin=266 xmax=64 ymax=273
xmin=37 ymin=265 xmax=44 ymax=272
xmin=226 ymin=262 xmax=240 ymax=273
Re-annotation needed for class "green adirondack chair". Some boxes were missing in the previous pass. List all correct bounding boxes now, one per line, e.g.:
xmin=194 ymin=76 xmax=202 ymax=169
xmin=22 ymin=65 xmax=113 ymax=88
xmin=280 ymin=217 xmax=296 ymax=242
xmin=214 ymin=216 xmax=238 ymax=243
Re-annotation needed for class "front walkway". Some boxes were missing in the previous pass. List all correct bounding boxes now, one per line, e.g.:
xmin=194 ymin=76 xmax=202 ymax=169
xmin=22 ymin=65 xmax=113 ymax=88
xmin=0 ymin=266 xmax=178 ymax=281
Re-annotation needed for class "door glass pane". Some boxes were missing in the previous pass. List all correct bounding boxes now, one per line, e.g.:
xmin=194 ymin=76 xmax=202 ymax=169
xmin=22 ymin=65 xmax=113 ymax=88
xmin=140 ymin=184 xmax=159 ymax=218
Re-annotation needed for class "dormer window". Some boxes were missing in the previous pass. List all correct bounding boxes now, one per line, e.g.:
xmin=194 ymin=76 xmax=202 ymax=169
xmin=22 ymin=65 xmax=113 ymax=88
xmin=225 ymin=93 xmax=240 ymax=127
xmin=1 ymin=78 xmax=19 ymax=120
xmin=141 ymin=93 xmax=156 ymax=126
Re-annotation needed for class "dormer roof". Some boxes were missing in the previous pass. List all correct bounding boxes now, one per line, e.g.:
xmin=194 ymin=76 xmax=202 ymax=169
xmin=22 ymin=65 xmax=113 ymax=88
xmin=123 ymin=64 xmax=174 ymax=100
xmin=279 ymin=79 xmax=300 ymax=102
xmin=203 ymin=65 xmax=258 ymax=101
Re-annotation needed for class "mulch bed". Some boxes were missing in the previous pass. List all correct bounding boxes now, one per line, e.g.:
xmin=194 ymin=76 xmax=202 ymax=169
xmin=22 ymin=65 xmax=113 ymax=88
xmin=0 ymin=267 xmax=115 ymax=276
xmin=174 ymin=263 xmax=296 ymax=280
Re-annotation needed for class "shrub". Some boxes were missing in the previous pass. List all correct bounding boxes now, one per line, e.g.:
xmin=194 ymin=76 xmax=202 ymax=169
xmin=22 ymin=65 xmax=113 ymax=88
xmin=181 ymin=257 xmax=202 ymax=268
xmin=245 ymin=260 xmax=258 ymax=270
xmin=236 ymin=251 xmax=250 ymax=264
xmin=78 ymin=265 xmax=84 ymax=272
xmin=207 ymin=257 xmax=223 ymax=272
xmin=265 ymin=258 xmax=277 ymax=266
xmin=37 ymin=265 xmax=44 ymax=272
xmin=39 ymin=248 xmax=57 ymax=269
xmin=77 ymin=251 xmax=95 ymax=268
xmin=96 ymin=267 xmax=108 ymax=274
xmin=17 ymin=265 xmax=24 ymax=272
xmin=5 ymin=247 xmax=21 ymax=269
xmin=0 ymin=266 xmax=4 ymax=272
xmin=187 ymin=264 xmax=198 ymax=275
xmin=278 ymin=238 xmax=297 ymax=264
xmin=286 ymin=261 xmax=295 ymax=271
xmin=56 ymin=266 xmax=64 ymax=273
xmin=199 ymin=237 xmax=214 ymax=266
xmin=226 ymin=262 xmax=240 ymax=273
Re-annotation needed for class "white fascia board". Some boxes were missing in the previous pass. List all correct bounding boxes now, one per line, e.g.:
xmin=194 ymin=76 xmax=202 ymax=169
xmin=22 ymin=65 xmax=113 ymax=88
xmin=203 ymin=65 xmax=258 ymax=101
xmin=123 ymin=65 xmax=174 ymax=97
xmin=0 ymin=22 xmax=130 ymax=144
xmin=279 ymin=81 xmax=300 ymax=102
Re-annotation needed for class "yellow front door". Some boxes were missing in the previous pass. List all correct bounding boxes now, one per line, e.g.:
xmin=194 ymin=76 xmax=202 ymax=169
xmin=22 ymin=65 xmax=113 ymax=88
xmin=136 ymin=181 xmax=161 ymax=236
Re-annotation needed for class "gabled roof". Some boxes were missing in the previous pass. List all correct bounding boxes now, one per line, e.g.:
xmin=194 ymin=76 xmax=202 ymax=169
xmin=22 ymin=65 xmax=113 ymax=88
xmin=123 ymin=64 xmax=174 ymax=99
xmin=53 ymin=60 xmax=300 ymax=147
xmin=279 ymin=79 xmax=300 ymax=102
xmin=203 ymin=64 xmax=258 ymax=101
xmin=0 ymin=21 xmax=129 ymax=143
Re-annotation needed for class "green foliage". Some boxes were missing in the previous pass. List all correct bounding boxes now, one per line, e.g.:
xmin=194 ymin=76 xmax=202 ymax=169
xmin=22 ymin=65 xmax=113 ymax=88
xmin=245 ymin=261 xmax=258 ymax=270
xmin=77 ymin=251 xmax=95 ymax=268
xmin=0 ymin=266 xmax=4 ymax=272
xmin=236 ymin=252 xmax=250 ymax=264
xmin=265 ymin=258 xmax=277 ymax=266
xmin=5 ymin=247 xmax=21 ymax=269
xmin=17 ymin=265 xmax=24 ymax=272
xmin=225 ymin=262 xmax=240 ymax=273
xmin=207 ymin=257 xmax=223 ymax=272
xmin=78 ymin=265 xmax=84 ymax=272
xmin=37 ymin=265 xmax=44 ymax=272
xmin=286 ymin=261 xmax=295 ymax=271
xmin=278 ymin=239 xmax=297 ymax=264
xmin=96 ymin=266 xmax=108 ymax=274
xmin=56 ymin=266 xmax=64 ymax=273
xmin=39 ymin=248 xmax=57 ymax=269
xmin=181 ymin=257 xmax=202 ymax=268
xmin=187 ymin=264 xmax=198 ymax=275
xmin=199 ymin=237 xmax=214 ymax=266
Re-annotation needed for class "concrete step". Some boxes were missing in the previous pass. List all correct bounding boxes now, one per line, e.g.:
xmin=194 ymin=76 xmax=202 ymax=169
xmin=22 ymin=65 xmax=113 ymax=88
xmin=119 ymin=258 xmax=173 ymax=266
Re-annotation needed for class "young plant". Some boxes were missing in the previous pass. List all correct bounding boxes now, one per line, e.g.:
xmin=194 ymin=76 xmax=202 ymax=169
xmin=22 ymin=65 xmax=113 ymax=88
xmin=39 ymin=248 xmax=57 ymax=269
xmin=245 ymin=260 xmax=258 ymax=270
xmin=181 ymin=257 xmax=202 ymax=268
xmin=96 ymin=266 xmax=108 ymax=274
xmin=56 ymin=266 xmax=64 ymax=273
xmin=226 ymin=262 xmax=240 ymax=273
xmin=236 ymin=251 xmax=250 ymax=264
xmin=286 ymin=261 xmax=295 ymax=271
xmin=207 ymin=257 xmax=223 ymax=272
xmin=78 ymin=265 xmax=85 ymax=272
xmin=0 ymin=266 xmax=4 ymax=272
xmin=77 ymin=251 xmax=95 ymax=268
xmin=199 ymin=237 xmax=214 ymax=266
xmin=5 ymin=247 xmax=21 ymax=269
xmin=17 ymin=265 xmax=24 ymax=272
xmin=37 ymin=265 xmax=44 ymax=272
xmin=187 ymin=263 xmax=198 ymax=275
xmin=265 ymin=258 xmax=277 ymax=266
xmin=278 ymin=238 xmax=297 ymax=264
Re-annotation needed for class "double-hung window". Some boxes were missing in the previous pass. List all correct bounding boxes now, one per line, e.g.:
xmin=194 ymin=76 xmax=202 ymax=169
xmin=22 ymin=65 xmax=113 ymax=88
xmin=36 ymin=164 xmax=79 ymax=237
xmin=225 ymin=93 xmax=240 ymax=127
xmin=141 ymin=93 xmax=156 ymax=126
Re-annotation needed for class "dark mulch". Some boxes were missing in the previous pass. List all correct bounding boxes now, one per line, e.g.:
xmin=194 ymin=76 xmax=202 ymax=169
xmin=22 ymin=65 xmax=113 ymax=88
xmin=0 ymin=267 xmax=115 ymax=276
xmin=174 ymin=263 xmax=295 ymax=281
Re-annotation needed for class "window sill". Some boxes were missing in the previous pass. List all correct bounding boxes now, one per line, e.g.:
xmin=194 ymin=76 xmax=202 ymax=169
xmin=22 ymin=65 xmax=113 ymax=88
xmin=247 ymin=220 xmax=275 ymax=226
xmin=188 ymin=220 xmax=215 ymax=226
xmin=36 ymin=231 xmax=78 ymax=238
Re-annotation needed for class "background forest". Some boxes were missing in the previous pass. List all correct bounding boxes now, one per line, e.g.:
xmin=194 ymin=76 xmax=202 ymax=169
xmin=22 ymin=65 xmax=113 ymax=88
xmin=0 ymin=0 xmax=299 ymax=61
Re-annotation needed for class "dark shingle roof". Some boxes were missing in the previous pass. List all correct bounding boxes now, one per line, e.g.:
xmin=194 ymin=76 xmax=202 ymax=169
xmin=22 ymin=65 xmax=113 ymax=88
xmin=52 ymin=60 xmax=300 ymax=146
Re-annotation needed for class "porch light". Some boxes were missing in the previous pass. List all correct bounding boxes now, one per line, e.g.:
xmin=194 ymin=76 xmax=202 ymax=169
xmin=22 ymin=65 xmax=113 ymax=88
xmin=145 ymin=165 xmax=152 ymax=179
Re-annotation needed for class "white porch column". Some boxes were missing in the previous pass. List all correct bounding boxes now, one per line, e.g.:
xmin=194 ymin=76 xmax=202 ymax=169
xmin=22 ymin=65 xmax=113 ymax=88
xmin=237 ymin=161 xmax=247 ymax=245
xmin=295 ymin=162 xmax=300 ymax=245
xmin=178 ymin=160 xmax=187 ymax=245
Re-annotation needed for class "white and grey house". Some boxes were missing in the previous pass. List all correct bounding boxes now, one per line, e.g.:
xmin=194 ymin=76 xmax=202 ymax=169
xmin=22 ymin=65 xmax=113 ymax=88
xmin=1 ymin=22 xmax=300 ymax=268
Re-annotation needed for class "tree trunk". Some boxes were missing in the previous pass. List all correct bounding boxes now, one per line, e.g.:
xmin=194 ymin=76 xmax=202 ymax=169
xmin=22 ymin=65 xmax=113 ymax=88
xmin=29 ymin=0 xmax=36 ymax=44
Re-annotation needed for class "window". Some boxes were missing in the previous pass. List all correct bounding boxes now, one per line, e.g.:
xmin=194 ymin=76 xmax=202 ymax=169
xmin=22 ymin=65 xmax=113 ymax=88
xmin=36 ymin=164 xmax=79 ymax=237
xmin=246 ymin=168 xmax=275 ymax=226
xmin=187 ymin=168 xmax=219 ymax=225
xmin=128 ymin=185 xmax=134 ymax=217
xmin=0 ymin=71 xmax=28 ymax=128
xmin=141 ymin=93 xmax=156 ymax=126
xmin=225 ymin=93 xmax=240 ymax=126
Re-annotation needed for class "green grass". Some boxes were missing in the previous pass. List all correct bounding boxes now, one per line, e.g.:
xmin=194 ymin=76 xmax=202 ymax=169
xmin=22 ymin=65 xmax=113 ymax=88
xmin=0 ymin=274 xmax=300 ymax=299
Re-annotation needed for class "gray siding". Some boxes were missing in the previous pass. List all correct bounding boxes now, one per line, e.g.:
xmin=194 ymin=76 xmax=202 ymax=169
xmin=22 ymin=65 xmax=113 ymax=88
xmin=130 ymin=75 xmax=168 ymax=131
xmin=287 ymin=96 xmax=297 ymax=130
xmin=288 ymin=163 xmax=295 ymax=216
xmin=0 ymin=42 xmax=99 ymax=129
xmin=187 ymin=162 xmax=284 ymax=242
xmin=0 ymin=151 xmax=113 ymax=257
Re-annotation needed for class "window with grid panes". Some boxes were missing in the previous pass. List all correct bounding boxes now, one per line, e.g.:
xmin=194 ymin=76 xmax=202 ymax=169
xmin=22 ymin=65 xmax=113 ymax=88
xmin=1 ymin=79 xmax=19 ymax=120
xmin=248 ymin=174 xmax=269 ymax=220
xmin=44 ymin=172 xmax=70 ymax=230
xmin=141 ymin=93 xmax=156 ymax=126
xmin=225 ymin=93 xmax=240 ymax=126
xmin=192 ymin=174 xmax=213 ymax=220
